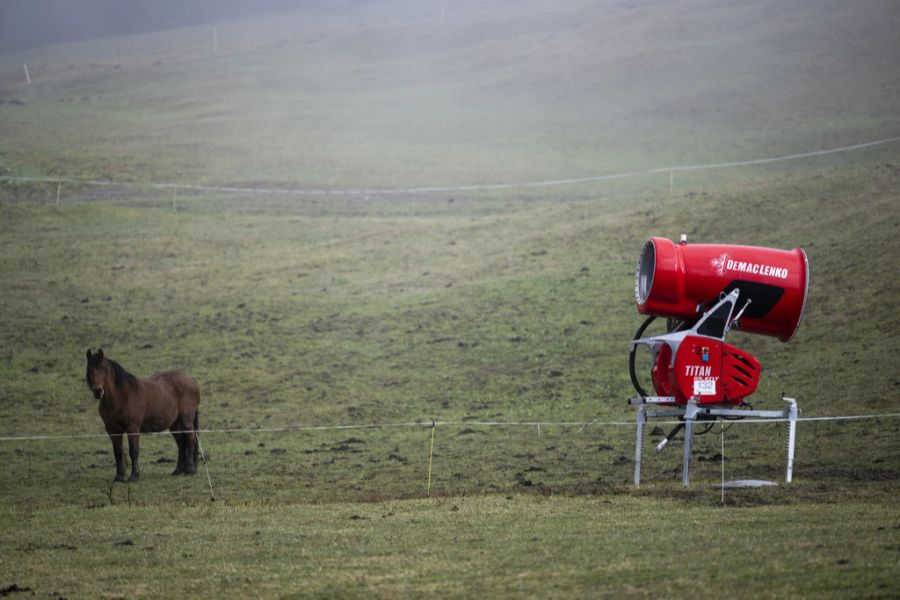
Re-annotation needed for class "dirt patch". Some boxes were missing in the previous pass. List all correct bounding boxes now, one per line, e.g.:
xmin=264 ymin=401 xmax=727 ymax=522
xmin=0 ymin=584 xmax=33 ymax=597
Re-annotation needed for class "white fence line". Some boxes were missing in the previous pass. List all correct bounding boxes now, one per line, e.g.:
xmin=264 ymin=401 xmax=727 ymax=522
xmin=2 ymin=412 xmax=898 ymax=442
xmin=3 ymin=136 xmax=899 ymax=197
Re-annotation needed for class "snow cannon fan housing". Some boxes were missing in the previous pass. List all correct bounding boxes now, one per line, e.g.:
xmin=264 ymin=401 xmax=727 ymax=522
xmin=636 ymin=237 xmax=809 ymax=341
xmin=631 ymin=236 xmax=809 ymax=406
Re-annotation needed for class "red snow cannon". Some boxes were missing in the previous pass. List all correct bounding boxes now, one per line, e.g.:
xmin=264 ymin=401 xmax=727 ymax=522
xmin=630 ymin=236 xmax=809 ymax=406
xmin=636 ymin=236 xmax=809 ymax=342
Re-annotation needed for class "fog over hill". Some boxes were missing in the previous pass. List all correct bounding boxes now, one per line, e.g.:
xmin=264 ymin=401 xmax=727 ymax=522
xmin=0 ymin=0 xmax=897 ymax=187
xmin=0 ymin=0 xmax=316 ymax=52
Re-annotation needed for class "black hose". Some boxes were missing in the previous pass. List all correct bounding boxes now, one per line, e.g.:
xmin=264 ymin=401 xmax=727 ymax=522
xmin=629 ymin=315 xmax=657 ymax=397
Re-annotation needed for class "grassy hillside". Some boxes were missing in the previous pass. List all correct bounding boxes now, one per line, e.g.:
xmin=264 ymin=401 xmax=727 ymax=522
xmin=0 ymin=0 xmax=898 ymax=597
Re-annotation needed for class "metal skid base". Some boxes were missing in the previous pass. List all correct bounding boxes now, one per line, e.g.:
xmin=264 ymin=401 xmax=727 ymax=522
xmin=629 ymin=395 xmax=799 ymax=486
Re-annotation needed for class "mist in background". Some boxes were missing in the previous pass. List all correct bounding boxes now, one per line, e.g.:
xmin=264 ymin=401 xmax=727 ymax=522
xmin=0 ymin=0 xmax=320 ymax=53
xmin=1 ymin=0 xmax=897 ymax=188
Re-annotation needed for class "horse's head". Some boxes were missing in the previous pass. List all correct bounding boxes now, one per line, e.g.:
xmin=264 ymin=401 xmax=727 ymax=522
xmin=85 ymin=348 xmax=109 ymax=400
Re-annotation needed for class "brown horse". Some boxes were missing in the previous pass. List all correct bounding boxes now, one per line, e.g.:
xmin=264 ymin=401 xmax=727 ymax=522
xmin=85 ymin=349 xmax=201 ymax=482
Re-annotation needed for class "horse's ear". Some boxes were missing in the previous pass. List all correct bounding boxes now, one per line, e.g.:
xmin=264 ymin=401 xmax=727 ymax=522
xmin=86 ymin=349 xmax=92 ymax=359
xmin=97 ymin=349 xmax=104 ymax=360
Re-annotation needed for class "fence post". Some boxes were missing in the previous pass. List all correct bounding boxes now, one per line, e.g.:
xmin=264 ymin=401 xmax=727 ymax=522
xmin=720 ymin=424 xmax=726 ymax=505
xmin=426 ymin=421 xmax=436 ymax=495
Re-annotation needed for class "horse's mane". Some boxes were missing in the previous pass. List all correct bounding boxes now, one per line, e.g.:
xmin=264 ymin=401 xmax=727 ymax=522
xmin=108 ymin=359 xmax=139 ymax=390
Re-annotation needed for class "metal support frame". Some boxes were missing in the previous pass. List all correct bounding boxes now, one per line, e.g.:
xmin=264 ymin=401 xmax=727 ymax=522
xmin=630 ymin=395 xmax=799 ymax=486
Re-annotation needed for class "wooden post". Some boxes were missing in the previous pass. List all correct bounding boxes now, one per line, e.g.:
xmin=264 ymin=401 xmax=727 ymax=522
xmin=56 ymin=181 xmax=61 ymax=205
xmin=23 ymin=63 xmax=31 ymax=84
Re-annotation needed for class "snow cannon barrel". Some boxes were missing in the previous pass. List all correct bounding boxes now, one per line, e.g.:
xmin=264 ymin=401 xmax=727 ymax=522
xmin=635 ymin=236 xmax=809 ymax=342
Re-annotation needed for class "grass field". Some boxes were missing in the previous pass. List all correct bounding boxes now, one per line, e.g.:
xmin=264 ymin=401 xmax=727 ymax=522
xmin=1 ymin=0 xmax=899 ymax=597
xmin=3 ymin=494 xmax=898 ymax=598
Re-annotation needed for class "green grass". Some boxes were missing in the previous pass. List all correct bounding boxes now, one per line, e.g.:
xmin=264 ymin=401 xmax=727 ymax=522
xmin=1 ymin=161 xmax=897 ymax=597
xmin=1 ymin=0 xmax=899 ymax=597
xmin=2 ymin=494 xmax=898 ymax=598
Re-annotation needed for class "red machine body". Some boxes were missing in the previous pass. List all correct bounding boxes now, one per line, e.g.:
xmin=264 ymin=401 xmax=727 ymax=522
xmin=632 ymin=236 xmax=808 ymax=406
xmin=650 ymin=336 xmax=761 ymax=405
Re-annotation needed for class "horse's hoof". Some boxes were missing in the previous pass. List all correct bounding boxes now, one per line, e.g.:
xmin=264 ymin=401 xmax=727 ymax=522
xmin=114 ymin=475 xmax=125 ymax=483
xmin=171 ymin=468 xmax=184 ymax=476
xmin=128 ymin=474 xmax=140 ymax=482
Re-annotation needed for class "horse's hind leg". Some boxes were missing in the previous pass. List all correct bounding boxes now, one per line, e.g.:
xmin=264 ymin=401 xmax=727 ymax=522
xmin=171 ymin=430 xmax=186 ymax=475
xmin=183 ymin=414 xmax=198 ymax=475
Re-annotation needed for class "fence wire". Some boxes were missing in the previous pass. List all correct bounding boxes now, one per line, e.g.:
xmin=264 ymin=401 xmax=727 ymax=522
xmin=3 ymin=136 xmax=898 ymax=199
xmin=1 ymin=414 xmax=897 ymax=506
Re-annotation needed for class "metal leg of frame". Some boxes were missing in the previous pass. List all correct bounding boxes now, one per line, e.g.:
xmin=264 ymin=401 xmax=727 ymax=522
xmin=785 ymin=397 xmax=798 ymax=483
xmin=634 ymin=405 xmax=646 ymax=486
xmin=681 ymin=398 xmax=699 ymax=487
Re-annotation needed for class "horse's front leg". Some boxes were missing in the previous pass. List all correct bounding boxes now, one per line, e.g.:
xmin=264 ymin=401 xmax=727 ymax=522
xmin=127 ymin=430 xmax=141 ymax=481
xmin=110 ymin=434 xmax=126 ymax=482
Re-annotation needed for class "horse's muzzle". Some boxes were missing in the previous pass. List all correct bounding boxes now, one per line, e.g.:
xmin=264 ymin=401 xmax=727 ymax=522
xmin=92 ymin=386 xmax=105 ymax=400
